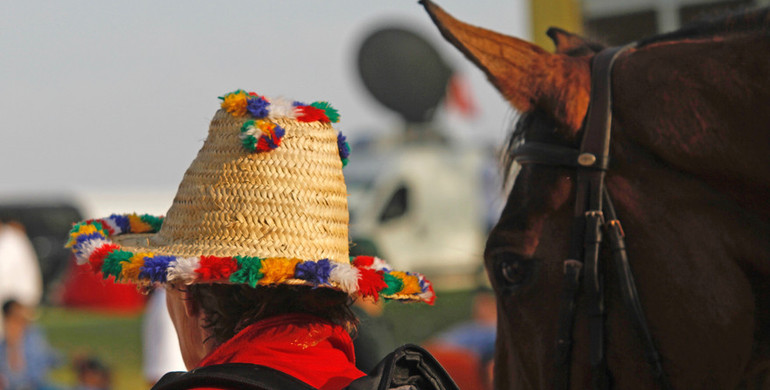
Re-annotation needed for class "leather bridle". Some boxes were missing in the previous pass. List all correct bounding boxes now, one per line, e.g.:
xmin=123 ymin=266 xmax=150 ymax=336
xmin=511 ymin=45 xmax=674 ymax=390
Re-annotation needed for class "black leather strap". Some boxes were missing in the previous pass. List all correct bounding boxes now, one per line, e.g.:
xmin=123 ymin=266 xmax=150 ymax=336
xmin=603 ymin=189 xmax=673 ymax=390
xmin=511 ymin=42 xmax=672 ymax=389
xmin=150 ymin=344 xmax=460 ymax=390
xmin=553 ymin=45 xmax=630 ymax=390
xmin=151 ymin=363 xmax=317 ymax=390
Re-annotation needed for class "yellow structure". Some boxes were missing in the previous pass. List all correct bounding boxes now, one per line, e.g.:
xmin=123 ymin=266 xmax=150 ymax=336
xmin=531 ymin=0 xmax=583 ymax=51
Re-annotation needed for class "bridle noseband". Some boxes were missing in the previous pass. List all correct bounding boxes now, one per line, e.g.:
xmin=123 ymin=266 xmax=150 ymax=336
xmin=511 ymin=45 xmax=673 ymax=390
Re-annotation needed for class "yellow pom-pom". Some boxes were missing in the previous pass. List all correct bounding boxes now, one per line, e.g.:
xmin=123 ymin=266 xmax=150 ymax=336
xmin=391 ymin=271 xmax=422 ymax=295
xmin=66 ymin=224 xmax=101 ymax=247
xmin=120 ymin=253 xmax=150 ymax=282
xmin=256 ymin=119 xmax=276 ymax=133
xmin=128 ymin=214 xmax=153 ymax=233
xmin=259 ymin=258 xmax=301 ymax=285
xmin=221 ymin=91 xmax=248 ymax=117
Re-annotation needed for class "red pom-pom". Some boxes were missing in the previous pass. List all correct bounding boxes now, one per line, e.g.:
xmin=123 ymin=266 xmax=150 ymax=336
xmin=88 ymin=243 xmax=120 ymax=272
xmin=255 ymin=137 xmax=272 ymax=152
xmin=424 ymin=283 xmax=436 ymax=305
xmin=357 ymin=268 xmax=387 ymax=301
xmin=196 ymin=256 xmax=239 ymax=281
xmin=353 ymin=256 xmax=375 ymax=268
xmin=295 ymin=105 xmax=330 ymax=123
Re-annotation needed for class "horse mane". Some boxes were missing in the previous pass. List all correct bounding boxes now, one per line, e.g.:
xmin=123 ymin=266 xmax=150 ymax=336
xmin=638 ymin=6 xmax=770 ymax=47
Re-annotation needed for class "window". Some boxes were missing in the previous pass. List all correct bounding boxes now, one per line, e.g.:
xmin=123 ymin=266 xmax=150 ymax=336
xmin=379 ymin=185 xmax=409 ymax=223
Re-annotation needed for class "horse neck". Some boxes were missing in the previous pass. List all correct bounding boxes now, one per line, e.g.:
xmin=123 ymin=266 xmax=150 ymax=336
xmin=611 ymin=33 xmax=770 ymax=218
xmin=608 ymin=136 xmax=770 ymax=275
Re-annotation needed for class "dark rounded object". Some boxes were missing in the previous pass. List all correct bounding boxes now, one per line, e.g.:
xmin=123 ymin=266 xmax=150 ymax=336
xmin=357 ymin=27 xmax=453 ymax=123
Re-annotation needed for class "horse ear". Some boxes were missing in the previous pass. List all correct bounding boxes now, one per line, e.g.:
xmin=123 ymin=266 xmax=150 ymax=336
xmin=421 ymin=0 xmax=591 ymax=133
xmin=546 ymin=27 xmax=603 ymax=55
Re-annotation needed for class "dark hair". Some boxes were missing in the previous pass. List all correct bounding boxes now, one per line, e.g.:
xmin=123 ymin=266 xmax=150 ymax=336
xmin=187 ymin=284 xmax=358 ymax=345
xmin=2 ymin=299 xmax=19 ymax=316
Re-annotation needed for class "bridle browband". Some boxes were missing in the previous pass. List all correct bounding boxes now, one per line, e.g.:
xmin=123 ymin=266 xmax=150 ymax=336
xmin=512 ymin=45 xmax=673 ymax=390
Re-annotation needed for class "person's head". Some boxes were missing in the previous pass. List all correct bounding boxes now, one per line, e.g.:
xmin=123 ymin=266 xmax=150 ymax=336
xmin=74 ymin=356 xmax=111 ymax=389
xmin=2 ymin=299 xmax=31 ymax=343
xmin=65 ymin=89 xmax=435 ymax=369
xmin=165 ymin=283 xmax=356 ymax=367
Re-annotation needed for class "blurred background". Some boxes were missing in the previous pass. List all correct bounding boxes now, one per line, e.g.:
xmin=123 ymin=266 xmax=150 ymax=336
xmin=1 ymin=0 xmax=765 ymax=389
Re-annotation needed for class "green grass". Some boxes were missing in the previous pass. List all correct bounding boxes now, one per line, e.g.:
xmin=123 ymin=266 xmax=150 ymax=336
xmin=39 ymin=307 xmax=145 ymax=390
xmin=37 ymin=289 xmax=474 ymax=390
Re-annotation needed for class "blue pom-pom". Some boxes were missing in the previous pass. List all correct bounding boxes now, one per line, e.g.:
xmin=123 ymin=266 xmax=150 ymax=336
xmin=139 ymin=256 xmax=174 ymax=283
xmin=337 ymin=132 xmax=351 ymax=167
xmin=295 ymin=259 xmax=332 ymax=286
xmin=109 ymin=214 xmax=130 ymax=232
xmin=264 ymin=125 xmax=285 ymax=149
xmin=246 ymin=96 xmax=270 ymax=118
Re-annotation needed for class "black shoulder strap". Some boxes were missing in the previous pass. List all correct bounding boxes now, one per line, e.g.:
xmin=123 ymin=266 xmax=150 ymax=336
xmin=151 ymin=363 xmax=318 ymax=390
xmin=345 ymin=344 xmax=460 ymax=390
xmin=151 ymin=344 xmax=459 ymax=390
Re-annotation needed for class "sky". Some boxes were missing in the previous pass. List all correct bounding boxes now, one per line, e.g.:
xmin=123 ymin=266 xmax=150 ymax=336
xmin=1 ymin=1 xmax=529 ymax=214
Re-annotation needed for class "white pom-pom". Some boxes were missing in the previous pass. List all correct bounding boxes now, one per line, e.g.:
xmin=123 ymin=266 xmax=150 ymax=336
xmin=73 ymin=238 xmax=110 ymax=265
xmin=167 ymin=257 xmax=200 ymax=284
xmin=268 ymin=97 xmax=297 ymax=119
xmin=371 ymin=257 xmax=391 ymax=272
xmin=329 ymin=263 xmax=360 ymax=294
xmin=102 ymin=217 xmax=121 ymax=235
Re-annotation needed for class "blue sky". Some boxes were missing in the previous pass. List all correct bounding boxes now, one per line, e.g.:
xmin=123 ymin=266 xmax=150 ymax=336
xmin=1 ymin=1 xmax=529 ymax=198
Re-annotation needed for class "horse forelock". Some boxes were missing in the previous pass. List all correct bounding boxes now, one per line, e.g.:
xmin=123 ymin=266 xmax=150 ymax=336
xmin=501 ymin=109 xmax=575 ymax=188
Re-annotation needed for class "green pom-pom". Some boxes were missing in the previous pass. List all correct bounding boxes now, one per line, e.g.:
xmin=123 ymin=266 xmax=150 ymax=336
xmin=229 ymin=256 xmax=264 ymax=287
xmin=311 ymin=101 xmax=340 ymax=123
xmin=102 ymin=250 xmax=133 ymax=280
xmin=140 ymin=215 xmax=163 ymax=232
xmin=381 ymin=273 xmax=404 ymax=295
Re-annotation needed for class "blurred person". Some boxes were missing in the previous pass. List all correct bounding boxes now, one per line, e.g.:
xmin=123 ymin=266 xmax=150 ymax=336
xmin=0 ymin=222 xmax=43 ymax=336
xmin=64 ymin=90 xmax=435 ymax=390
xmin=0 ymin=300 xmax=59 ymax=390
xmin=434 ymin=288 xmax=496 ymax=362
xmin=72 ymin=356 xmax=110 ymax=390
xmin=424 ymin=288 xmax=497 ymax=390
xmin=142 ymin=289 xmax=185 ymax=385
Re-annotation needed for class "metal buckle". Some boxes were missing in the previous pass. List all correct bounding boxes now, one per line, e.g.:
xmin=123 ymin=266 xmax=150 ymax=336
xmin=607 ymin=219 xmax=625 ymax=237
xmin=563 ymin=259 xmax=583 ymax=274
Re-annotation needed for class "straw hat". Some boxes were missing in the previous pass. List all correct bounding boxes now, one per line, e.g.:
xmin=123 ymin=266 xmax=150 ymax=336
xmin=66 ymin=90 xmax=434 ymax=304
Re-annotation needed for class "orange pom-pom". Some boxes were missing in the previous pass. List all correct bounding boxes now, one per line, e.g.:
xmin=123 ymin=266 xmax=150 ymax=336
xmin=391 ymin=271 xmax=422 ymax=295
xmin=259 ymin=258 xmax=301 ymax=285
xmin=221 ymin=91 xmax=249 ymax=117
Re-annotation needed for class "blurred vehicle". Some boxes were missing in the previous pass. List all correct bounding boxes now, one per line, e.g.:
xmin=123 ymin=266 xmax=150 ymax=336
xmin=348 ymin=27 xmax=494 ymax=287
xmin=347 ymin=140 xmax=486 ymax=280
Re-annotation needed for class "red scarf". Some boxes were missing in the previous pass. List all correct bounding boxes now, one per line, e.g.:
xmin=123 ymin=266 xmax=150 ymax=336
xmin=196 ymin=313 xmax=365 ymax=390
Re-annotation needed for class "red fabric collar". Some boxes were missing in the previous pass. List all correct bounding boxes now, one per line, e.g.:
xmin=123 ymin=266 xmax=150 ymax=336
xmin=197 ymin=313 xmax=364 ymax=390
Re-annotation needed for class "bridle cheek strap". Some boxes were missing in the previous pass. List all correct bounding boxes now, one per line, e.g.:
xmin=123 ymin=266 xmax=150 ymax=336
xmin=513 ymin=44 xmax=673 ymax=390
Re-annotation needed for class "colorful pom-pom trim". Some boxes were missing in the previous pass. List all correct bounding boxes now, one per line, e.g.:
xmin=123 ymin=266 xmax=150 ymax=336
xmin=220 ymin=90 xmax=352 ymax=162
xmin=240 ymin=119 xmax=285 ymax=153
xmin=66 ymin=214 xmax=434 ymax=304
xmin=219 ymin=90 xmax=341 ymax=124
xmin=337 ymin=132 xmax=351 ymax=167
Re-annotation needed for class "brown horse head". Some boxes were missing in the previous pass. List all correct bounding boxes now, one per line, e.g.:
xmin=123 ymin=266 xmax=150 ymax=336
xmin=423 ymin=1 xmax=770 ymax=389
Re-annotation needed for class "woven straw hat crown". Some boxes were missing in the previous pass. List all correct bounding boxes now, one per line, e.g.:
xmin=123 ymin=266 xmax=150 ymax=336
xmin=118 ymin=109 xmax=349 ymax=262
xmin=66 ymin=90 xmax=434 ymax=304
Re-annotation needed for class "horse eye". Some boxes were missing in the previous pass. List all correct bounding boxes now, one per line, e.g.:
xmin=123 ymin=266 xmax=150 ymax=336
xmin=492 ymin=252 xmax=536 ymax=293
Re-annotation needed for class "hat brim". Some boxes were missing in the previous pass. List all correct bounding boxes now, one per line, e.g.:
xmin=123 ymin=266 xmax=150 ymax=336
xmin=66 ymin=214 xmax=435 ymax=304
